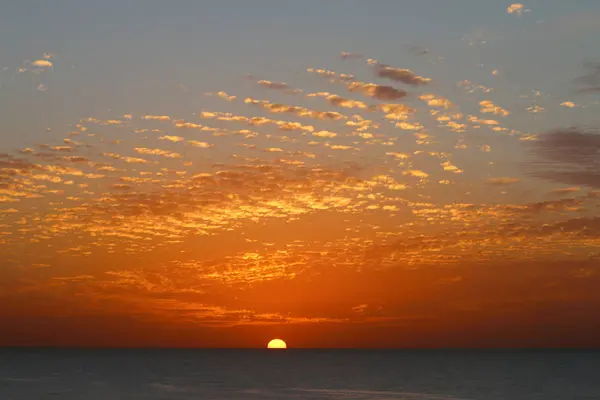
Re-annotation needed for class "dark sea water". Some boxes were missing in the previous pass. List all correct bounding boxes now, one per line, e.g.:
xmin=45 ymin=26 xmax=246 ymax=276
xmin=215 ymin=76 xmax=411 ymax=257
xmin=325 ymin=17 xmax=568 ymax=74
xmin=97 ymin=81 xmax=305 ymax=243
xmin=1 ymin=349 xmax=599 ymax=399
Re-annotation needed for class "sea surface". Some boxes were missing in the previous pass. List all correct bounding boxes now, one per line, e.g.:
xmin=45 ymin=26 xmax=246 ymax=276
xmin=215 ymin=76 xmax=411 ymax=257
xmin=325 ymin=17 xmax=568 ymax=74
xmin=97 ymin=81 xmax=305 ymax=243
xmin=1 ymin=349 xmax=599 ymax=399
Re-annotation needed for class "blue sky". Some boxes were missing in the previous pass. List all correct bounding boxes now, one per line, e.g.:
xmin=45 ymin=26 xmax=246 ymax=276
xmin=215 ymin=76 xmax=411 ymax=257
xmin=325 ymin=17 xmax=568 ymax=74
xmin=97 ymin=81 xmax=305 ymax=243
xmin=2 ymin=0 xmax=600 ymax=149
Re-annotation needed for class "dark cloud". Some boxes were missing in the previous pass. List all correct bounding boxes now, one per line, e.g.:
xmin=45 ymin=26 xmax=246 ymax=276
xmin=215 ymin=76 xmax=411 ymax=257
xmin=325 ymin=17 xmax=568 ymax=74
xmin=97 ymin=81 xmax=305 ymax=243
xmin=575 ymin=61 xmax=600 ymax=93
xmin=347 ymin=82 xmax=407 ymax=101
xmin=542 ymin=217 xmax=600 ymax=237
xmin=375 ymin=65 xmax=431 ymax=86
xmin=525 ymin=128 xmax=600 ymax=188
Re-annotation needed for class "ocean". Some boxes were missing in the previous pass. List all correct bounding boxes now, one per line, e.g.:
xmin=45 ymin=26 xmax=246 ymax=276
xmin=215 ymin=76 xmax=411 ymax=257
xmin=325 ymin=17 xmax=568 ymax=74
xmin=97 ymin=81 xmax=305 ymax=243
xmin=1 ymin=349 xmax=599 ymax=399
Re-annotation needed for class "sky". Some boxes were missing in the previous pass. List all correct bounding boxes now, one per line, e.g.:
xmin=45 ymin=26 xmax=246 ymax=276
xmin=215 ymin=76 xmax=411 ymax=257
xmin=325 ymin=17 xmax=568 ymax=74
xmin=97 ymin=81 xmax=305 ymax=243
xmin=1 ymin=0 xmax=600 ymax=348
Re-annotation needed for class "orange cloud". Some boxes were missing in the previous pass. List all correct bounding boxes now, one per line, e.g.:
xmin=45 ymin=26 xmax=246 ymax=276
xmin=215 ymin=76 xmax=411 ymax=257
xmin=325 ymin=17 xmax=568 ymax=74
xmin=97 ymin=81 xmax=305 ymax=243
xmin=257 ymin=80 xmax=288 ymax=89
xmin=487 ymin=177 xmax=520 ymax=185
xmin=31 ymin=59 xmax=53 ymax=68
xmin=133 ymin=147 xmax=183 ymax=159
xmin=141 ymin=115 xmax=171 ymax=121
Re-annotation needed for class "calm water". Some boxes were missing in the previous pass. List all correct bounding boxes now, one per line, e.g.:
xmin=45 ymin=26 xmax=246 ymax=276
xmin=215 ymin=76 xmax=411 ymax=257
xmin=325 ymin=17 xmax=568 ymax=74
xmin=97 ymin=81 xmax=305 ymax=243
xmin=1 ymin=349 xmax=599 ymax=399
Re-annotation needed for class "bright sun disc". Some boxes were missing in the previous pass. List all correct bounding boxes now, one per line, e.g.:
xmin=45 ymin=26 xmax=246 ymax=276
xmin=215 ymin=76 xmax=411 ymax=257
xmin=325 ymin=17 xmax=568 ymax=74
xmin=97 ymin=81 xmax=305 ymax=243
xmin=267 ymin=338 xmax=287 ymax=349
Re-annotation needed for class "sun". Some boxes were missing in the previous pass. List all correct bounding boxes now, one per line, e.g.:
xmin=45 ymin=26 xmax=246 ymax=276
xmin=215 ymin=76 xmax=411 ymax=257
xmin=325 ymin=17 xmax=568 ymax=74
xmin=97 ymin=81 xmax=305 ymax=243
xmin=267 ymin=338 xmax=287 ymax=349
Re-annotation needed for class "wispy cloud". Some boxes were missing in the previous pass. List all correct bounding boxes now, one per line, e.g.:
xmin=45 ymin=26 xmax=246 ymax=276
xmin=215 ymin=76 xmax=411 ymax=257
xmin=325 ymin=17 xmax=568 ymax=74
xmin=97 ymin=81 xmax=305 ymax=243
xmin=526 ymin=128 xmax=600 ymax=188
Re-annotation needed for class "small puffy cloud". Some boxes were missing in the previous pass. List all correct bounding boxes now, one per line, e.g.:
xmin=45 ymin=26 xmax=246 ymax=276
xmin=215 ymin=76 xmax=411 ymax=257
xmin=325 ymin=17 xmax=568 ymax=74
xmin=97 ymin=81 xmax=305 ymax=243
xmin=257 ymin=80 xmax=288 ymax=90
xmin=134 ymin=147 xmax=182 ymax=158
xmin=507 ymin=3 xmax=528 ymax=16
xmin=420 ymin=93 xmax=452 ymax=108
xmin=61 ymin=156 xmax=88 ymax=163
xmin=560 ymin=101 xmax=576 ymax=108
xmin=31 ymin=59 xmax=53 ymax=68
xmin=327 ymin=95 xmax=368 ymax=109
xmin=307 ymin=92 xmax=368 ymax=110
xmin=217 ymin=91 xmax=236 ymax=101
xmin=306 ymin=68 xmax=355 ymax=82
xmin=312 ymin=130 xmax=337 ymax=138
xmin=340 ymin=51 xmax=362 ymax=60
xmin=36 ymin=84 xmax=48 ymax=92
xmin=159 ymin=135 xmax=184 ymax=143
xmin=403 ymin=170 xmax=429 ymax=178
xmin=375 ymin=65 xmax=431 ymax=86
xmin=487 ymin=177 xmax=520 ymax=185
xmin=527 ymin=105 xmax=545 ymax=113
xmin=174 ymin=121 xmax=206 ymax=129
xmin=276 ymin=121 xmax=314 ymax=132
xmin=141 ymin=115 xmax=171 ymax=121
xmin=480 ymin=100 xmax=510 ymax=116
xmin=347 ymin=82 xmax=407 ymax=101
xmin=112 ymin=184 xmax=132 ymax=190
xmin=326 ymin=144 xmax=358 ymax=150
xmin=388 ymin=184 xmax=408 ymax=190
xmin=379 ymin=103 xmax=415 ymax=121
xmin=189 ymin=141 xmax=212 ymax=148
xmin=441 ymin=161 xmax=463 ymax=174
xmin=49 ymin=146 xmax=73 ymax=152
xmin=246 ymin=98 xmax=347 ymax=121
xmin=395 ymin=122 xmax=423 ymax=131
xmin=386 ymin=152 xmax=410 ymax=160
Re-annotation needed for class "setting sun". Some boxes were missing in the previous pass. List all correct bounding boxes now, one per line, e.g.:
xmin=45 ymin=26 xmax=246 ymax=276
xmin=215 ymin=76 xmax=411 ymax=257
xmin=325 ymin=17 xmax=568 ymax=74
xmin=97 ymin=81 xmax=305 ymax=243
xmin=267 ymin=339 xmax=287 ymax=349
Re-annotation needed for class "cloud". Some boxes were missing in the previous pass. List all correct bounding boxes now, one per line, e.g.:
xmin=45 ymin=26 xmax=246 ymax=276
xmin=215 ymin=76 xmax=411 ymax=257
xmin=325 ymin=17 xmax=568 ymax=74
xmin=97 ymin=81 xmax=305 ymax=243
xmin=257 ymin=80 xmax=288 ymax=90
xmin=386 ymin=152 xmax=410 ymax=160
xmin=112 ymin=184 xmax=132 ymax=190
xmin=375 ymin=65 xmax=431 ymax=86
xmin=550 ymin=187 xmax=580 ymax=195
xmin=159 ymin=136 xmax=184 ymax=143
xmin=507 ymin=3 xmax=528 ymax=17
xmin=104 ymin=153 xmax=155 ymax=164
xmin=173 ymin=121 xmax=211 ymax=130
xmin=307 ymin=92 xmax=369 ymax=110
xmin=347 ymin=82 xmax=407 ymax=101
xmin=244 ymin=97 xmax=347 ymax=120
xmin=306 ymin=68 xmax=355 ymax=82
xmin=189 ymin=141 xmax=212 ymax=148
xmin=340 ymin=51 xmax=362 ymax=60
xmin=312 ymin=130 xmax=337 ymax=138
xmin=134 ymin=147 xmax=182 ymax=159
xmin=31 ymin=60 xmax=53 ymax=68
xmin=480 ymin=100 xmax=510 ymax=116
xmin=525 ymin=128 xmax=600 ymax=188
xmin=420 ymin=93 xmax=452 ymax=108
xmin=217 ymin=91 xmax=236 ymax=101
xmin=403 ymin=170 xmax=428 ymax=178
xmin=575 ymin=61 xmax=600 ymax=93
xmin=487 ymin=177 xmax=520 ymax=185
xmin=141 ymin=115 xmax=171 ymax=121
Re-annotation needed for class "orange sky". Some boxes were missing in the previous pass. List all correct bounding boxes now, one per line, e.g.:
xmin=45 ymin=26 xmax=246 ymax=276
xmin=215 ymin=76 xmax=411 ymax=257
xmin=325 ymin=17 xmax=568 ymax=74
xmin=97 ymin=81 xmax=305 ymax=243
xmin=2 ymin=1 xmax=600 ymax=348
